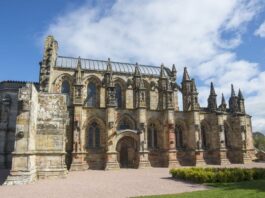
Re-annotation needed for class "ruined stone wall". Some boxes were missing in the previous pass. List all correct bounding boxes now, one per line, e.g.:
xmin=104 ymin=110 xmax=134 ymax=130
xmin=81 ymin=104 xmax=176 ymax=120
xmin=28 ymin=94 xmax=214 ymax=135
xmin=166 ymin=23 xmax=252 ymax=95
xmin=4 ymin=84 xmax=69 ymax=185
xmin=36 ymin=93 xmax=69 ymax=178
xmin=0 ymin=83 xmax=23 ymax=169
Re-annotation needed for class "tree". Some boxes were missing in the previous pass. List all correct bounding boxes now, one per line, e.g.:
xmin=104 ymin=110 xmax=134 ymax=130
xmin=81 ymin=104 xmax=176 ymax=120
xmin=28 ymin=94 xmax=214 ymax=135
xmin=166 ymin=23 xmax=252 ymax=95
xmin=253 ymin=132 xmax=265 ymax=151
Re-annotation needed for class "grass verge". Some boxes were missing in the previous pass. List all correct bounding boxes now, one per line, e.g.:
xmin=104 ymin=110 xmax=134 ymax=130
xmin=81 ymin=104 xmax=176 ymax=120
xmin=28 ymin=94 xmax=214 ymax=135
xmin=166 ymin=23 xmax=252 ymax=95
xmin=135 ymin=179 xmax=265 ymax=198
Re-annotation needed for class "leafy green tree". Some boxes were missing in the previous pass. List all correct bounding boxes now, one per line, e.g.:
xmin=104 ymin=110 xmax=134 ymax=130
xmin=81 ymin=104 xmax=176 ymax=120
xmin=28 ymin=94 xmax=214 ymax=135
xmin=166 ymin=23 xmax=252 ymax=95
xmin=253 ymin=132 xmax=265 ymax=151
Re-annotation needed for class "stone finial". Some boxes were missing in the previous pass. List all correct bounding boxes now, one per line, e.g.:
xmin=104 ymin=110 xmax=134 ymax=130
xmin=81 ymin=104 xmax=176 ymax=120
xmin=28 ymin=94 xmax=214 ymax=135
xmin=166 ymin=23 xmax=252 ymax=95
xmin=221 ymin=93 xmax=226 ymax=106
xmin=191 ymin=79 xmax=197 ymax=93
xmin=210 ymin=82 xmax=217 ymax=96
xmin=75 ymin=57 xmax=82 ymax=85
xmin=231 ymin=84 xmax=236 ymax=97
xmin=172 ymin=64 xmax=176 ymax=73
xmin=238 ymin=89 xmax=244 ymax=100
xmin=160 ymin=64 xmax=167 ymax=78
xmin=182 ymin=67 xmax=191 ymax=82
xmin=106 ymin=58 xmax=112 ymax=72
xmin=134 ymin=63 xmax=141 ymax=76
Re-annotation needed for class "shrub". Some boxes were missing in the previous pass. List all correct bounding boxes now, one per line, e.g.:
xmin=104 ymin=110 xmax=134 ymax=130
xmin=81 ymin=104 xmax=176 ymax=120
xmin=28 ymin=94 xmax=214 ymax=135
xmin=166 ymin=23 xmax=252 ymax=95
xmin=170 ymin=167 xmax=265 ymax=183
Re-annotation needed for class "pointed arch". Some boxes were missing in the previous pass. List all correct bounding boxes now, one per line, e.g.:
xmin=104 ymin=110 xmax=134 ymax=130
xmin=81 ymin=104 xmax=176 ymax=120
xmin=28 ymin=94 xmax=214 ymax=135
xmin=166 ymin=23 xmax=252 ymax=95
xmin=84 ymin=117 xmax=105 ymax=149
xmin=53 ymin=73 xmax=74 ymax=94
xmin=83 ymin=75 xmax=101 ymax=107
xmin=148 ymin=122 xmax=158 ymax=148
xmin=114 ymin=77 xmax=126 ymax=109
xmin=200 ymin=120 xmax=210 ymax=149
xmin=175 ymin=120 xmax=187 ymax=149
xmin=61 ymin=80 xmax=70 ymax=94
xmin=224 ymin=121 xmax=231 ymax=148
xmin=117 ymin=114 xmax=136 ymax=130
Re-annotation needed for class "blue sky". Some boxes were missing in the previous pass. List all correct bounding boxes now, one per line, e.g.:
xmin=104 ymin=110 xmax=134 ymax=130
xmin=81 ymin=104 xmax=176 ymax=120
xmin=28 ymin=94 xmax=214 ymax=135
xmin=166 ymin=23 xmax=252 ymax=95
xmin=1 ymin=0 xmax=265 ymax=133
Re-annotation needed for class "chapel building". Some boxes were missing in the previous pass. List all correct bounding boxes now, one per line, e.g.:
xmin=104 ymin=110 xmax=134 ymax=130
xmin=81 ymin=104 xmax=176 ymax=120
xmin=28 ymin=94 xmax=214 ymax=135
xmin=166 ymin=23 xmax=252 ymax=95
xmin=0 ymin=36 xmax=255 ymax=185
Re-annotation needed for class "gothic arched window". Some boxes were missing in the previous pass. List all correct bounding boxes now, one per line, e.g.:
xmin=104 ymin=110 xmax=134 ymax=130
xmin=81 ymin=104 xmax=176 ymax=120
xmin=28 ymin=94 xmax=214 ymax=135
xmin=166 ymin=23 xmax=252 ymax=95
xmin=201 ymin=124 xmax=207 ymax=149
xmin=175 ymin=125 xmax=184 ymax=149
xmin=87 ymin=82 xmax=97 ymax=107
xmin=118 ymin=117 xmax=134 ymax=130
xmin=148 ymin=123 xmax=158 ymax=148
xmin=224 ymin=123 xmax=230 ymax=148
xmin=61 ymin=80 xmax=70 ymax=94
xmin=115 ymin=83 xmax=122 ymax=108
xmin=88 ymin=122 xmax=100 ymax=148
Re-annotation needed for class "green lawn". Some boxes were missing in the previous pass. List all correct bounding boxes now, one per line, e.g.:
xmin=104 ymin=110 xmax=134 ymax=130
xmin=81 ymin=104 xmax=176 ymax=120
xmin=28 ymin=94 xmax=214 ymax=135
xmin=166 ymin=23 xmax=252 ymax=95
xmin=136 ymin=180 xmax=265 ymax=198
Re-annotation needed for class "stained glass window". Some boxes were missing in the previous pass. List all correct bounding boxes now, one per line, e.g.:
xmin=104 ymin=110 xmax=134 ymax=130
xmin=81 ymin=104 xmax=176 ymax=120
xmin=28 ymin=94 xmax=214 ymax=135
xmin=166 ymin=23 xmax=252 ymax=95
xmin=224 ymin=124 xmax=230 ymax=148
xmin=148 ymin=123 xmax=157 ymax=148
xmin=87 ymin=82 xmax=97 ymax=107
xmin=61 ymin=80 xmax=70 ymax=94
xmin=175 ymin=125 xmax=183 ymax=149
xmin=115 ymin=83 xmax=122 ymax=108
xmin=118 ymin=117 xmax=133 ymax=130
xmin=201 ymin=124 xmax=207 ymax=149
xmin=88 ymin=122 xmax=100 ymax=148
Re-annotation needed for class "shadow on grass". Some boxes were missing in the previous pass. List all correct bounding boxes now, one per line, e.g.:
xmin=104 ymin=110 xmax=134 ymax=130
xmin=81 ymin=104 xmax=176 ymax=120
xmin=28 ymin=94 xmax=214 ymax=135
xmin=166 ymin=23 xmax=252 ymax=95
xmin=160 ymin=177 xmax=211 ymax=189
xmin=207 ymin=179 xmax=265 ymax=192
xmin=0 ymin=169 xmax=10 ymax=185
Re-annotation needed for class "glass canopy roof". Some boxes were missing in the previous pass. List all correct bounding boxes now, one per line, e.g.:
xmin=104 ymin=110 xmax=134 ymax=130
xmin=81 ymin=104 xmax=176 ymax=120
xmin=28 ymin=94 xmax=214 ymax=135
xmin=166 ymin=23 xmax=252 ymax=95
xmin=56 ymin=56 xmax=171 ymax=77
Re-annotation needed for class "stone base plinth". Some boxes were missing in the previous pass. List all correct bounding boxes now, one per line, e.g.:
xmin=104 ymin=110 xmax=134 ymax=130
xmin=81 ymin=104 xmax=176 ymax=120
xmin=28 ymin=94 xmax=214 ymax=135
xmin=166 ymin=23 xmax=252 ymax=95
xmin=168 ymin=150 xmax=179 ymax=168
xmin=70 ymin=152 xmax=88 ymax=171
xmin=218 ymin=149 xmax=230 ymax=165
xmin=105 ymin=151 xmax=120 ymax=170
xmin=138 ymin=151 xmax=151 ymax=168
xmin=3 ymin=170 xmax=37 ymax=185
xmin=242 ymin=150 xmax=252 ymax=163
xmin=195 ymin=150 xmax=206 ymax=166
xmin=37 ymin=169 xmax=68 ymax=180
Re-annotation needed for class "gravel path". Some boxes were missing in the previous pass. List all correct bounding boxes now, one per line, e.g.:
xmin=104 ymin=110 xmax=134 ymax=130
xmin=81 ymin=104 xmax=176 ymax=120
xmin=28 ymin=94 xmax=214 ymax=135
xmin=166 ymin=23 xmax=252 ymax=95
xmin=0 ymin=162 xmax=264 ymax=198
xmin=0 ymin=168 xmax=207 ymax=198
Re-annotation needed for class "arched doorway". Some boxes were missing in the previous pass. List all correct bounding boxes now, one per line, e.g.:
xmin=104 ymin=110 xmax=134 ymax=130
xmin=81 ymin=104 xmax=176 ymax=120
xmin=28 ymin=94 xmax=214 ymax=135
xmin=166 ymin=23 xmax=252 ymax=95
xmin=116 ymin=136 xmax=138 ymax=168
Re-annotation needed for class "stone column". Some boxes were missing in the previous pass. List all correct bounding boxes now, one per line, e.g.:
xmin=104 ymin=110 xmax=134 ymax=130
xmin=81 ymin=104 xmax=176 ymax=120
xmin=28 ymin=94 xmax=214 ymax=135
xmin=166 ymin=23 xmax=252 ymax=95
xmin=167 ymin=109 xmax=178 ymax=168
xmin=70 ymin=106 xmax=88 ymax=171
xmin=217 ymin=115 xmax=229 ymax=165
xmin=193 ymin=112 xmax=205 ymax=166
xmin=239 ymin=116 xmax=252 ymax=163
xmin=105 ymin=107 xmax=119 ymax=170
xmin=138 ymin=108 xmax=151 ymax=168
xmin=4 ymin=84 xmax=37 ymax=185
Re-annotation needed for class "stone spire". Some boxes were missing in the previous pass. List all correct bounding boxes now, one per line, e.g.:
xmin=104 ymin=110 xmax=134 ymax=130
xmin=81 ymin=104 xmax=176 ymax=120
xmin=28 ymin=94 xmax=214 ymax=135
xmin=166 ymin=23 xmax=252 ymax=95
xmin=134 ymin=62 xmax=141 ymax=77
xmin=191 ymin=79 xmax=197 ymax=93
xmin=105 ymin=58 xmax=116 ymax=107
xmin=221 ymin=93 xmax=226 ymax=106
xmin=231 ymin=84 xmax=236 ymax=97
xmin=219 ymin=93 xmax=227 ymax=112
xmin=229 ymin=84 xmax=239 ymax=113
xmin=182 ymin=67 xmax=190 ymax=82
xmin=190 ymin=78 xmax=200 ymax=111
xmin=207 ymin=82 xmax=217 ymax=112
xmin=133 ymin=63 xmax=146 ymax=108
xmin=238 ymin=89 xmax=244 ymax=100
xmin=238 ymin=89 xmax=245 ymax=114
xmin=75 ymin=57 xmax=82 ymax=85
xmin=160 ymin=64 xmax=167 ymax=79
xmin=104 ymin=58 xmax=114 ymax=87
xmin=106 ymin=58 xmax=112 ymax=73
xmin=171 ymin=64 xmax=177 ymax=79
xmin=133 ymin=63 xmax=142 ymax=89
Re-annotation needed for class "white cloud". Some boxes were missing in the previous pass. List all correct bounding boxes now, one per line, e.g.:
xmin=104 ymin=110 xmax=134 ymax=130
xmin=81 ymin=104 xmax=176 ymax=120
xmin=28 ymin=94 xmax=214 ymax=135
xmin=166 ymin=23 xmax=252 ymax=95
xmin=255 ymin=21 xmax=265 ymax=37
xmin=44 ymin=0 xmax=265 ymax=133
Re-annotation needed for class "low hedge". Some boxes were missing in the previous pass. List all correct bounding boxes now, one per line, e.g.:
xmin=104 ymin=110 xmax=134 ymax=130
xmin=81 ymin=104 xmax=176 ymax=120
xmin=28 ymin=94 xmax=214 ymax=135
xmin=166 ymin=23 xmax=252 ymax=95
xmin=170 ymin=167 xmax=265 ymax=183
